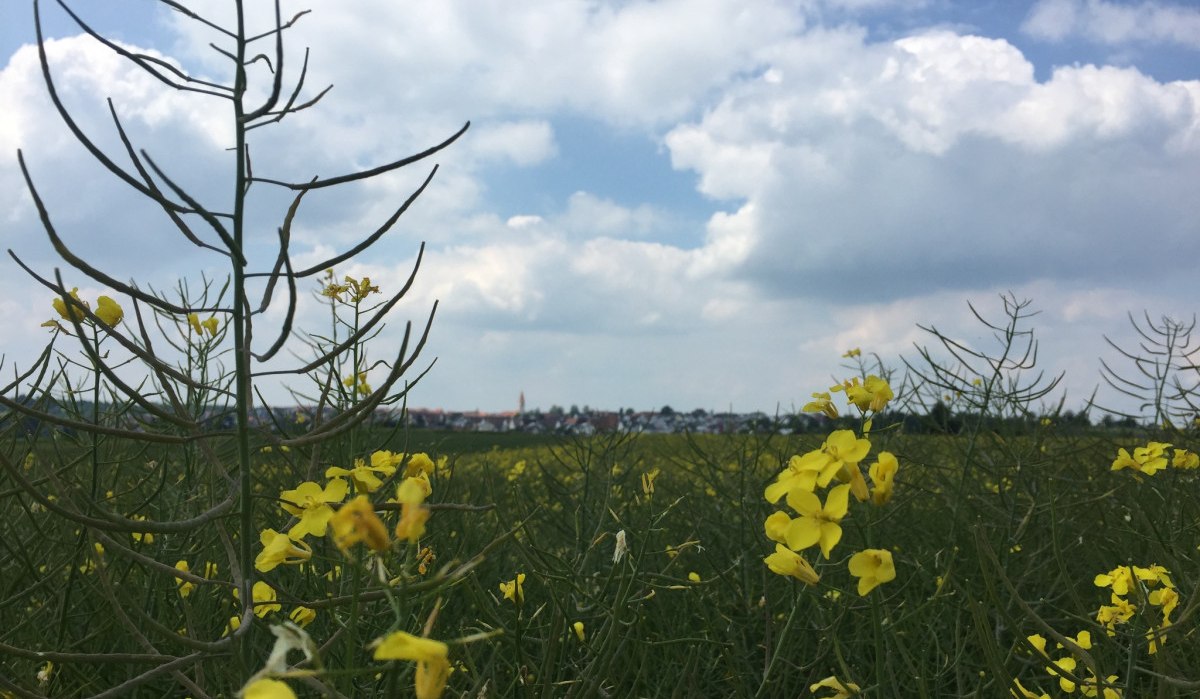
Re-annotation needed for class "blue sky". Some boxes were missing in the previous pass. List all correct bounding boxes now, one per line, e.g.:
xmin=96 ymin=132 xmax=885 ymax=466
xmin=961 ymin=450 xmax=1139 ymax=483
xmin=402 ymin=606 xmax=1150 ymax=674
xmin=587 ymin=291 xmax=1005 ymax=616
xmin=2 ymin=0 xmax=1198 ymax=418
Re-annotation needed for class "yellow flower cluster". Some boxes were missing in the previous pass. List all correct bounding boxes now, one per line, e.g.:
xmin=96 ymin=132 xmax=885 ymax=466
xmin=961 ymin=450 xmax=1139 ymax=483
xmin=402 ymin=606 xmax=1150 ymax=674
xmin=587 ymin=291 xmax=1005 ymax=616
xmin=43 ymin=288 xmax=125 ymax=331
xmin=246 ymin=449 xmax=448 ymax=697
xmin=811 ymin=675 xmax=860 ymax=698
xmin=1111 ymin=441 xmax=1196 ymax=476
xmin=764 ymin=374 xmax=897 ymax=595
xmin=1095 ymin=564 xmax=1178 ymax=652
xmin=187 ymin=312 xmax=220 ymax=338
xmin=343 ymin=370 xmax=372 ymax=396
xmin=261 ymin=450 xmax=438 ymax=570
xmin=1019 ymin=563 xmax=1178 ymax=697
xmin=320 ymin=271 xmax=381 ymax=303
xmin=1023 ymin=631 xmax=1119 ymax=698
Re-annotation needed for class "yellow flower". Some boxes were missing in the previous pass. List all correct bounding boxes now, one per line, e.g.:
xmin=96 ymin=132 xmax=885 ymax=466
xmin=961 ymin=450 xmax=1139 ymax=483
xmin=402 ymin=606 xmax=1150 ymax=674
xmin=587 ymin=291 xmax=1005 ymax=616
xmin=320 ymin=277 xmax=350 ymax=300
xmin=838 ymin=462 xmax=870 ymax=503
xmin=174 ymin=560 xmax=195 ymax=598
xmin=1061 ymin=630 xmax=1092 ymax=650
xmin=233 ymin=580 xmax=281 ymax=618
xmin=802 ymin=392 xmax=839 ymax=419
xmin=187 ymin=312 xmax=203 ymax=335
xmin=130 ymin=515 xmax=154 ymax=544
xmin=289 ymin=606 xmax=317 ymax=628
xmin=832 ymin=375 xmax=893 ymax=413
xmin=253 ymin=581 xmax=281 ymax=617
xmin=1011 ymin=678 xmax=1050 ymax=699
xmin=863 ymin=375 xmax=894 ymax=411
xmin=200 ymin=316 xmax=219 ymax=336
xmin=373 ymin=630 xmax=449 ymax=663
xmin=1048 ymin=656 xmax=1077 ymax=693
xmin=52 ymin=287 xmax=87 ymax=322
xmin=328 ymin=495 xmax=391 ymax=552
xmin=848 ymin=548 xmax=896 ymax=596
xmin=500 ymin=573 xmax=526 ymax=604
xmin=1093 ymin=566 xmax=1136 ymax=596
xmin=1026 ymin=634 xmax=1047 ymax=656
xmin=1149 ymin=586 xmax=1179 ymax=623
xmin=868 ymin=452 xmax=898 ymax=505
xmin=763 ymin=544 xmax=820 ymax=585
xmin=1079 ymin=674 xmax=1122 ymax=699
xmin=326 ymin=458 xmax=392 ymax=494
xmin=345 ymin=275 xmax=381 ymax=302
xmin=95 ymin=295 xmax=123 ymax=327
xmin=370 ymin=450 xmax=402 ymax=473
xmin=784 ymin=484 xmax=851 ymax=559
xmin=842 ymin=348 xmax=862 ymax=358
xmin=1172 ymin=449 xmax=1199 ymax=469
xmin=415 ymin=656 xmax=451 ymax=699
xmin=394 ymin=477 xmax=432 ymax=543
xmin=1112 ymin=442 xmax=1171 ymax=475
xmin=688 ymin=571 xmax=702 ymax=583
xmin=255 ymin=528 xmax=313 ymax=572
xmin=810 ymin=675 xmax=860 ymax=698
xmin=822 ymin=430 xmax=871 ymax=483
xmin=765 ymin=450 xmax=835 ymax=502
xmin=572 ymin=621 xmax=586 ymax=642
xmin=416 ymin=546 xmax=436 ymax=575
xmin=403 ymin=452 xmax=437 ymax=478
xmin=641 ymin=468 xmax=660 ymax=495
xmin=242 ymin=678 xmax=297 ymax=699
xmin=279 ymin=478 xmax=349 ymax=539
xmin=1133 ymin=563 xmax=1173 ymax=588
xmin=1095 ymin=594 xmax=1137 ymax=634
xmin=764 ymin=511 xmax=792 ymax=545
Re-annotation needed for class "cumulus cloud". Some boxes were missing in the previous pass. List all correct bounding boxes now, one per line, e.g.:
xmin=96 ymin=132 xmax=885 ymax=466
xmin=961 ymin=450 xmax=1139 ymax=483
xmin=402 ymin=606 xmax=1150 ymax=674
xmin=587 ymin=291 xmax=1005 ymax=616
xmin=467 ymin=120 xmax=558 ymax=166
xmin=163 ymin=0 xmax=804 ymax=127
xmin=1023 ymin=0 xmax=1200 ymax=48
xmin=663 ymin=27 xmax=1200 ymax=306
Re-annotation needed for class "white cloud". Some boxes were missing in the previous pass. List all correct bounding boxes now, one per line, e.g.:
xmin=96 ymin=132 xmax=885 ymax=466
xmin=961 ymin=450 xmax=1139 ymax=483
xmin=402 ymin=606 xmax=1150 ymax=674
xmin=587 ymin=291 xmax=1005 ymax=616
xmin=467 ymin=120 xmax=557 ymax=166
xmin=662 ymin=27 xmax=1200 ymax=307
xmin=559 ymin=191 xmax=666 ymax=239
xmin=163 ymin=0 xmax=804 ymax=127
xmin=1023 ymin=0 xmax=1200 ymax=48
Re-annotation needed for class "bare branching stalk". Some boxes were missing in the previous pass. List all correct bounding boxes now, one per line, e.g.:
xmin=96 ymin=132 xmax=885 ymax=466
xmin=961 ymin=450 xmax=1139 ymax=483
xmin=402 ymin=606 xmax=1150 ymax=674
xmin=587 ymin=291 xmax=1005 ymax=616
xmin=3 ymin=1 xmax=464 ymax=692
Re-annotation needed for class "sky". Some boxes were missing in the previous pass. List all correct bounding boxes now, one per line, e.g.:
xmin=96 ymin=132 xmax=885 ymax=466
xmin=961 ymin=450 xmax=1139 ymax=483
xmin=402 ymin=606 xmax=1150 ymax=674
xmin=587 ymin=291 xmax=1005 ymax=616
xmin=1 ymin=0 xmax=1198 ymax=418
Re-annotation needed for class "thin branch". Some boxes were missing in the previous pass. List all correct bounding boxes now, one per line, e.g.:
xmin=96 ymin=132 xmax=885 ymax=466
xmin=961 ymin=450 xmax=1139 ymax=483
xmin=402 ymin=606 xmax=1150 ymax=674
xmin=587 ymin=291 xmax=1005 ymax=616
xmin=251 ymin=121 xmax=470 ymax=191
xmin=106 ymin=100 xmax=230 ymax=257
xmin=55 ymin=0 xmax=233 ymax=97
xmin=243 ymin=0 xmax=285 ymax=121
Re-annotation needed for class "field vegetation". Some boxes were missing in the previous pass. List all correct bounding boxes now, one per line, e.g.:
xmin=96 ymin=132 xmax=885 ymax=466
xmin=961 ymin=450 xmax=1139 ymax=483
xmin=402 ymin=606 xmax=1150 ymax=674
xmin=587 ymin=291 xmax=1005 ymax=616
xmin=3 ymin=2 xmax=1199 ymax=697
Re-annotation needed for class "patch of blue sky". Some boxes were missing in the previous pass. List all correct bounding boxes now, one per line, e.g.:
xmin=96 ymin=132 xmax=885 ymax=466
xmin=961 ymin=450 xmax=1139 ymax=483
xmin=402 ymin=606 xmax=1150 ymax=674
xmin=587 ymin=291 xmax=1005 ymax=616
xmin=477 ymin=114 xmax=720 ymax=247
xmin=824 ymin=1 xmax=1199 ymax=84
xmin=2 ymin=3 xmax=168 ymax=60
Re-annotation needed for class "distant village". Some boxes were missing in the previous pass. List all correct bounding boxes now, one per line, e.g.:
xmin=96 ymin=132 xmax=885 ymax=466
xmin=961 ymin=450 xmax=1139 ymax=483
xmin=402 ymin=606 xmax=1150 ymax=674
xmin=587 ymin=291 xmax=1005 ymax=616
xmin=396 ymin=391 xmax=809 ymax=435
xmin=12 ymin=390 xmax=1134 ymax=438
xmin=400 ymin=405 xmax=792 ymax=435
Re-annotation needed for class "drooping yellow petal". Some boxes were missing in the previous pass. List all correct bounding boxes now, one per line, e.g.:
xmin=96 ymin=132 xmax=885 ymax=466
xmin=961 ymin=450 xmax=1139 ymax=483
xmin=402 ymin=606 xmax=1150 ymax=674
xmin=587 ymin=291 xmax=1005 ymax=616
xmin=763 ymin=544 xmax=819 ymax=585
xmin=242 ymin=678 xmax=297 ymax=699
xmin=372 ymin=631 xmax=449 ymax=663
